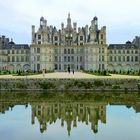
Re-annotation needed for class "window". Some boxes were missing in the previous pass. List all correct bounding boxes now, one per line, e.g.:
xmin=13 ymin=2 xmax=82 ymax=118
xmin=127 ymin=56 xmax=130 ymax=62
xmin=102 ymin=48 xmax=104 ymax=53
xmin=102 ymin=64 xmax=104 ymax=70
xmin=38 ymin=41 xmax=41 ymax=44
xmin=17 ymin=56 xmax=19 ymax=62
xmin=99 ymin=48 xmax=101 ymax=53
xmin=68 ymin=56 xmax=70 ymax=62
xmin=55 ymin=56 xmax=58 ymax=62
xmin=68 ymin=49 xmax=70 ymax=54
xmin=64 ymin=49 xmax=67 ymax=54
xmin=118 ymin=56 xmax=121 ymax=62
xmin=80 ymin=56 xmax=82 ymax=62
xmin=55 ymin=43 xmax=58 ymax=46
xmin=54 ymin=36 xmax=58 ymax=41
xmin=21 ymin=56 xmax=24 ymax=62
xmin=37 ymin=56 xmax=40 ymax=61
xmin=12 ymin=50 xmax=14 ymax=54
xmin=8 ymin=50 xmax=10 ymax=54
xmin=21 ymin=50 xmax=24 ymax=54
xmin=64 ymin=56 xmax=67 ymax=62
xmin=135 ymin=50 xmax=138 ymax=54
xmin=80 ymin=36 xmax=83 ymax=41
xmin=12 ymin=56 xmax=15 ymax=62
xmin=37 ymin=48 xmax=40 ymax=53
xmin=80 ymin=43 xmax=83 ymax=46
xmin=118 ymin=50 xmax=121 ymax=54
xmin=114 ymin=56 xmax=116 ymax=62
xmin=101 ymin=34 xmax=104 ymax=39
xmin=102 ymin=56 xmax=104 ymax=61
xmin=55 ymin=64 xmax=58 ymax=70
xmin=71 ymin=56 xmax=74 ymax=62
xmin=59 ymin=56 xmax=61 ymax=62
xmin=59 ymin=64 xmax=61 ymax=70
xmin=135 ymin=56 xmax=138 ymax=62
xmin=38 ymin=35 xmax=41 ymax=40
xmin=101 ymin=41 xmax=103 ymax=44
xmin=71 ymin=49 xmax=74 ymax=54
xmin=110 ymin=56 xmax=112 ymax=62
xmin=123 ymin=56 xmax=125 ymax=61
xmin=8 ymin=56 xmax=10 ymax=62
xmin=37 ymin=64 xmax=40 ymax=70
xmin=130 ymin=56 xmax=133 ymax=62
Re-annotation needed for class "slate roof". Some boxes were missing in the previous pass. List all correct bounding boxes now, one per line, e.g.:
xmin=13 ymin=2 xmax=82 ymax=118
xmin=108 ymin=44 xmax=139 ymax=49
xmin=0 ymin=44 xmax=30 ymax=49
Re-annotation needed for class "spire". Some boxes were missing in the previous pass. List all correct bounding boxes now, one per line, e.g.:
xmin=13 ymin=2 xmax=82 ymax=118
xmin=68 ymin=12 xmax=70 ymax=18
xmin=67 ymin=12 xmax=71 ymax=28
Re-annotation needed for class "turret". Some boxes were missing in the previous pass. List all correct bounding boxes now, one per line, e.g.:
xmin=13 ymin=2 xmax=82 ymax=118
xmin=91 ymin=16 xmax=98 ymax=31
xmin=61 ymin=22 xmax=64 ymax=30
xmin=32 ymin=25 xmax=35 ymax=44
xmin=73 ymin=22 xmax=77 ymax=31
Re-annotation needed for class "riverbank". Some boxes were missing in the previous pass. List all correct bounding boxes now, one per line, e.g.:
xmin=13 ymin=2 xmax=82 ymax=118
xmin=0 ymin=78 xmax=140 ymax=92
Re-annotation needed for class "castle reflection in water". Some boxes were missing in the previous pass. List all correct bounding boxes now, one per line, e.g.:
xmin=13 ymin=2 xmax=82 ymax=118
xmin=31 ymin=101 xmax=106 ymax=135
xmin=0 ymin=92 xmax=140 ymax=135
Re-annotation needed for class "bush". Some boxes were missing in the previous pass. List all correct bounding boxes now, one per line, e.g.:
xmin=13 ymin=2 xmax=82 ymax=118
xmin=112 ymin=85 xmax=120 ymax=90
xmin=94 ymin=80 xmax=104 ymax=87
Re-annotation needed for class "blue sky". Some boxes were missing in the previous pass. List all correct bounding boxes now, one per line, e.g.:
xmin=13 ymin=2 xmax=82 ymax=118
xmin=0 ymin=0 xmax=140 ymax=44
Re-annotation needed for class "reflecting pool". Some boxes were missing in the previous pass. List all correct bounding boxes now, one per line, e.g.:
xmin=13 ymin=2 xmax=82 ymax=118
xmin=0 ymin=92 xmax=140 ymax=140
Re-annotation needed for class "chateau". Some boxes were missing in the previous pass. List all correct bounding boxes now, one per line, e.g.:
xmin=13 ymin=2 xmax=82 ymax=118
xmin=0 ymin=13 xmax=140 ymax=72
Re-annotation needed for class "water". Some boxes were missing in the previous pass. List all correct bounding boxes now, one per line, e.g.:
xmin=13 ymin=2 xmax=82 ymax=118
xmin=0 ymin=92 xmax=140 ymax=140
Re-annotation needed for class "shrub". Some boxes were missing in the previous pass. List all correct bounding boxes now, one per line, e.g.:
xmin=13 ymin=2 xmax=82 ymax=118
xmin=112 ymin=85 xmax=120 ymax=90
xmin=94 ymin=80 xmax=104 ymax=87
xmin=39 ymin=81 xmax=56 ymax=89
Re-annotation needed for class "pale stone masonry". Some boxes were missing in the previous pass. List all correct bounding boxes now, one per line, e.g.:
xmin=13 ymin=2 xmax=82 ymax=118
xmin=31 ymin=13 xmax=107 ymax=71
xmin=0 ymin=13 xmax=140 ymax=72
xmin=0 ymin=36 xmax=30 ymax=71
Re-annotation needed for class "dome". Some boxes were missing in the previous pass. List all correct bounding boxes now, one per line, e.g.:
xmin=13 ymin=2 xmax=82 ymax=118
xmin=8 ymin=39 xmax=15 ymax=45
xmin=94 ymin=16 xmax=98 ymax=20
xmin=126 ymin=41 xmax=131 ymax=44
xmin=40 ymin=16 xmax=44 ymax=21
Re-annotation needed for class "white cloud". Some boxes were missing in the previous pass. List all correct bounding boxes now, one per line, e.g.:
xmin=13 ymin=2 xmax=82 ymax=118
xmin=0 ymin=0 xmax=140 ymax=44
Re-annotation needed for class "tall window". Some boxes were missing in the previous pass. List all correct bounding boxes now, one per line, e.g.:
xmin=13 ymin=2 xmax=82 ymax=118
xmin=68 ymin=56 xmax=70 ymax=62
xmin=127 ymin=56 xmax=129 ymax=62
xmin=80 ymin=56 xmax=82 ymax=62
xmin=12 ymin=50 xmax=14 ymax=54
xmin=54 ymin=36 xmax=58 ymax=41
xmin=71 ymin=49 xmax=74 ymax=54
xmin=68 ymin=49 xmax=70 ymax=54
xmin=131 ymin=56 xmax=133 ymax=62
xmin=80 ymin=36 xmax=83 ymax=41
xmin=37 ymin=48 xmax=40 ymax=53
xmin=118 ymin=56 xmax=121 ymax=62
xmin=64 ymin=56 xmax=67 ymax=62
xmin=12 ymin=56 xmax=15 ymax=62
xmin=110 ymin=56 xmax=112 ymax=62
xmin=64 ymin=49 xmax=67 ymax=54
xmin=123 ymin=56 xmax=125 ymax=61
xmin=102 ymin=56 xmax=104 ymax=61
xmin=38 ymin=35 xmax=41 ymax=40
xmin=135 ymin=56 xmax=138 ymax=62
xmin=101 ymin=34 xmax=104 ymax=39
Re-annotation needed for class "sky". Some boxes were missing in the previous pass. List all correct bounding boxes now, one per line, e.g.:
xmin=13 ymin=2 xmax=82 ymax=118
xmin=0 ymin=0 xmax=140 ymax=44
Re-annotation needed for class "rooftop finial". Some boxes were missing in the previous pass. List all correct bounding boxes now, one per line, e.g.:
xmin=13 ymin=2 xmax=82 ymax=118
xmin=68 ymin=12 xmax=70 ymax=18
